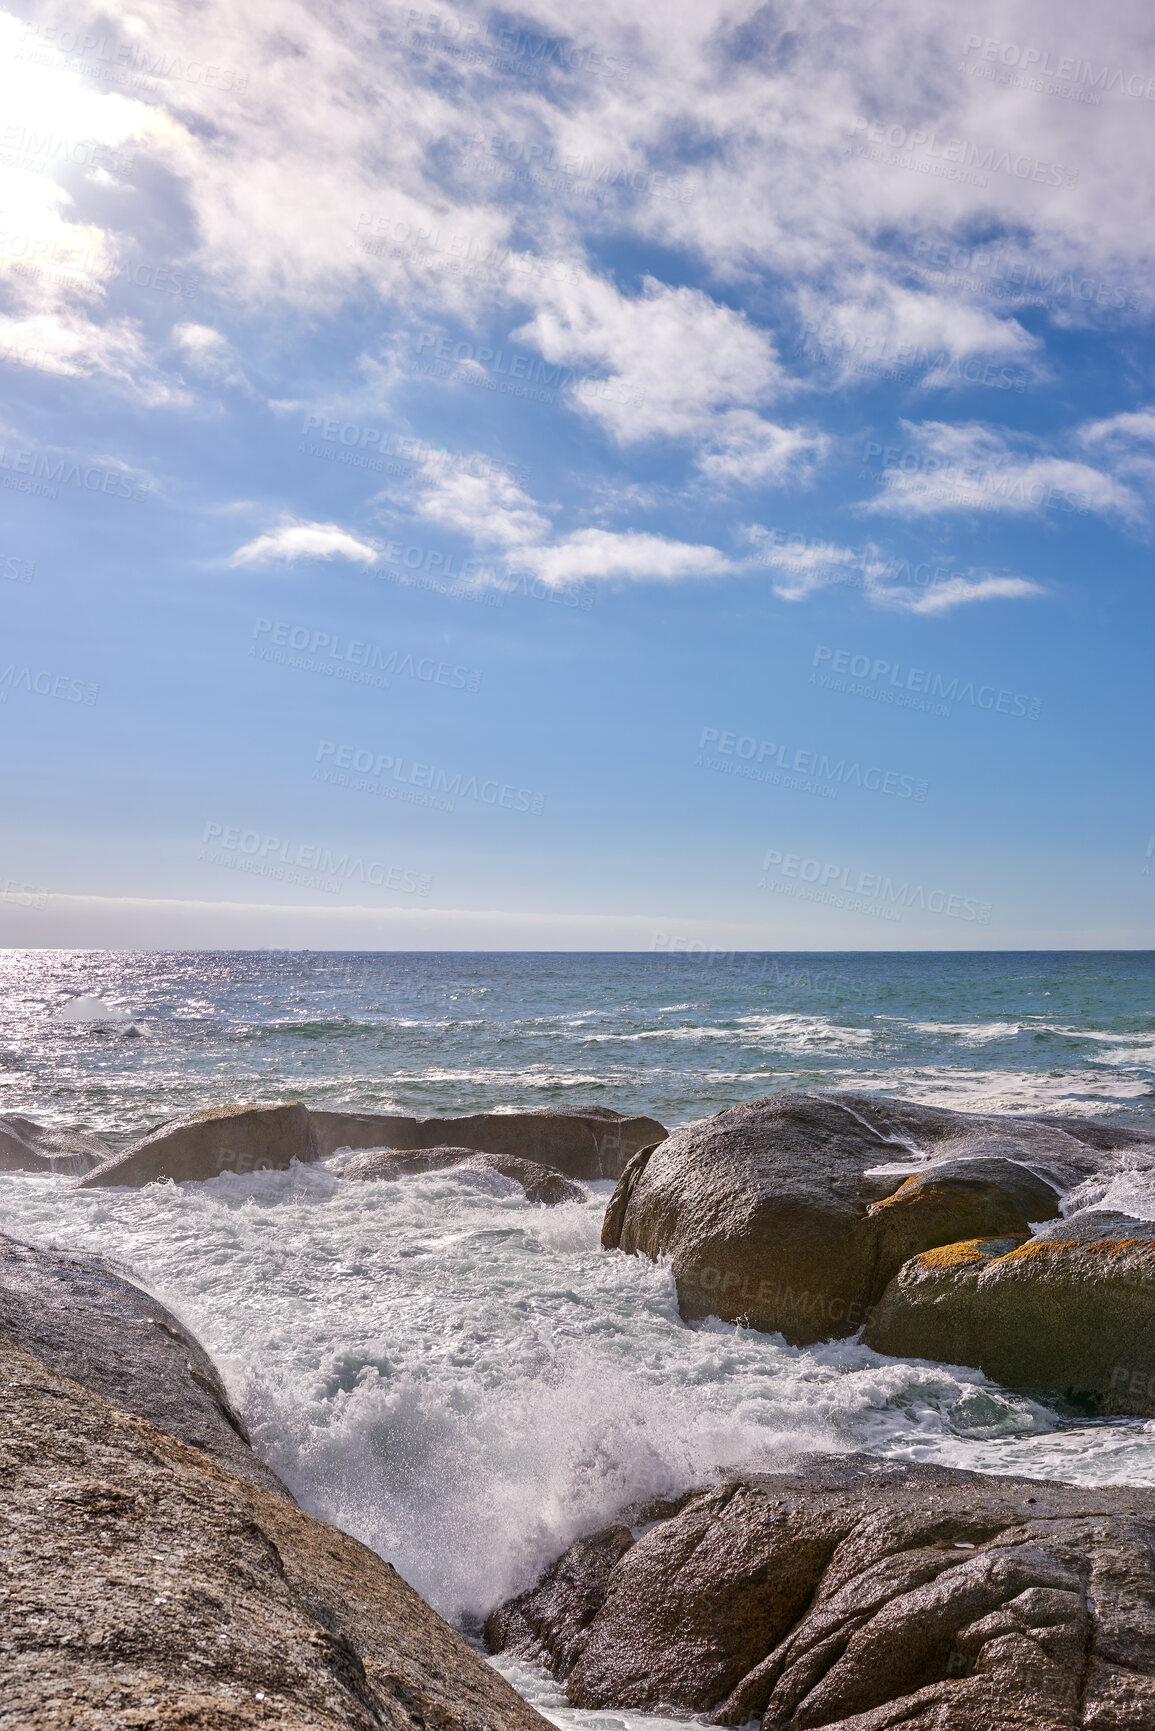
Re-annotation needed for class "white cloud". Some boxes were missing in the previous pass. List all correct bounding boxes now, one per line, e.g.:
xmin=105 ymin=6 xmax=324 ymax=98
xmin=410 ymin=456 xmax=549 ymax=547
xmin=747 ymin=524 xmax=1041 ymax=611
xmin=871 ymin=573 xmax=1043 ymax=613
xmin=174 ymin=323 xmax=247 ymax=387
xmin=510 ymin=269 xmax=784 ymax=444
xmin=513 ymin=528 xmax=734 ymax=586
xmin=695 ymin=409 xmax=828 ymax=487
xmin=230 ymin=521 xmax=378 ymax=565
xmin=860 ymin=420 xmax=1139 ymax=521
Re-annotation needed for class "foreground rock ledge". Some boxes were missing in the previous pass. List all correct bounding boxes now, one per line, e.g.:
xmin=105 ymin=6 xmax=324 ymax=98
xmin=0 ymin=1333 xmax=548 ymax=1731
xmin=486 ymin=1455 xmax=1155 ymax=1730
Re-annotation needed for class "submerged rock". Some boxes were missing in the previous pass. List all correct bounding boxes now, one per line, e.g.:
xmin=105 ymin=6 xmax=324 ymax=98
xmin=486 ymin=1454 xmax=1155 ymax=1729
xmin=76 ymin=1101 xmax=315 ymax=1188
xmin=601 ymin=1092 xmax=1139 ymax=1345
xmin=864 ymin=1224 xmax=1155 ymax=1417
xmin=0 ymin=1328 xmax=550 ymax=1731
xmin=340 ymin=1145 xmax=584 ymax=1204
xmin=0 ymin=1112 xmax=111 ymax=1175
xmin=313 ymin=1106 xmax=666 ymax=1179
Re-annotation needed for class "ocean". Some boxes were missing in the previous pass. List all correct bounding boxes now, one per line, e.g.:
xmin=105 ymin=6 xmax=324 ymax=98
xmin=2 ymin=949 xmax=1154 ymax=1726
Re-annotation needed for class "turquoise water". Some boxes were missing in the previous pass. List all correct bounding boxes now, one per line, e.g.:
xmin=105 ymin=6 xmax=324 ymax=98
xmin=1 ymin=948 xmax=1154 ymax=1669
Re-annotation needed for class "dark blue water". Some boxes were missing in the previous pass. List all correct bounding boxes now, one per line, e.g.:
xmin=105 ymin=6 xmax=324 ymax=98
xmin=0 ymin=949 xmax=1151 ymax=1139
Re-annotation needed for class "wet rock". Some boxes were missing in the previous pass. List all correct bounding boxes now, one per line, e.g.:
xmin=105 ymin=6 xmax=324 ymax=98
xmin=0 ymin=1112 xmax=112 ymax=1175
xmin=313 ymin=1107 xmax=666 ymax=1179
xmin=0 ymin=1328 xmax=551 ymax=1731
xmin=76 ymin=1101 xmax=315 ymax=1188
xmin=486 ymin=1455 xmax=1155 ymax=1729
xmin=0 ymin=1232 xmax=285 ymax=1495
xmin=602 ymin=1092 xmax=1140 ymax=1345
xmin=865 ymin=1227 xmax=1155 ymax=1418
xmin=866 ymin=1157 xmax=1061 ymax=1273
xmin=341 ymin=1146 xmax=584 ymax=1204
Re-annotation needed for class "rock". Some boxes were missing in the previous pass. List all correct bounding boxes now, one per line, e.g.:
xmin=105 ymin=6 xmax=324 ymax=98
xmin=864 ymin=1226 xmax=1155 ymax=1418
xmin=602 ymin=1092 xmax=1140 ymax=1345
xmin=0 ymin=1233 xmax=284 ymax=1495
xmin=340 ymin=1146 xmax=584 ymax=1205
xmin=486 ymin=1454 xmax=1155 ymax=1729
xmin=76 ymin=1101 xmax=315 ymax=1188
xmin=312 ymin=1107 xmax=666 ymax=1179
xmin=0 ymin=1329 xmax=551 ymax=1731
xmin=866 ymin=1157 xmax=1061 ymax=1275
xmin=0 ymin=1112 xmax=112 ymax=1175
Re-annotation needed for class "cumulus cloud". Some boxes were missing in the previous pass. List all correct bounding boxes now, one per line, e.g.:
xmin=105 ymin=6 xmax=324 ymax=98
xmin=510 ymin=269 xmax=785 ymax=444
xmin=174 ymin=323 xmax=247 ymax=387
xmin=230 ymin=521 xmax=378 ymax=565
xmin=410 ymin=455 xmax=550 ymax=547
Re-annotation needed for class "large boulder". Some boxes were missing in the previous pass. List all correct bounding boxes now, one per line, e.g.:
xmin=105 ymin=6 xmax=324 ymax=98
xmin=601 ymin=1093 xmax=1135 ymax=1345
xmin=864 ymin=1218 xmax=1155 ymax=1417
xmin=76 ymin=1101 xmax=315 ymax=1188
xmin=0 ymin=1331 xmax=550 ymax=1731
xmin=312 ymin=1106 xmax=666 ymax=1179
xmin=485 ymin=1454 xmax=1155 ymax=1729
xmin=341 ymin=1145 xmax=584 ymax=1205
xmin=0 ymin=1234 xmax=283 ymax=1494
xmin=0 ymin=1112 xmax=112 ymax=1175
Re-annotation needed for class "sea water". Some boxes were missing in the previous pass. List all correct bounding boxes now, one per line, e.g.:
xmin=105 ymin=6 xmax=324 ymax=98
xmin=1 ymin=950 xmax=1154 ymax=1720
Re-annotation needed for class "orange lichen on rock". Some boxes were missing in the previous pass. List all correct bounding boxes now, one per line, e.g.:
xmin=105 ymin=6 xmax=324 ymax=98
xmin=915 ymin=1237 xmax=1020 ymax=1270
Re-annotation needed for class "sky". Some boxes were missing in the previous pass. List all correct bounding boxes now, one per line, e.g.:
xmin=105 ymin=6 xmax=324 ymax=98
xmin=1 ymin=0 xmax=1153 ymax=951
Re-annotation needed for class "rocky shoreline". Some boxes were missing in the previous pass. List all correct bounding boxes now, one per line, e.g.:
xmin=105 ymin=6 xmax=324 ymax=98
xmin=5 ymin=1089 xmax=1155 ymax=1725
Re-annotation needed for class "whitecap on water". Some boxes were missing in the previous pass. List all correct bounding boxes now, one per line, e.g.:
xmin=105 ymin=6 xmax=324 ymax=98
xmin=52 ymin=993 xmax=136 ymax=1024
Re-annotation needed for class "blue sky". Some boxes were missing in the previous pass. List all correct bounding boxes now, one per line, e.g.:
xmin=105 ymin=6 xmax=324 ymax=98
xmin=1 ymin=0 xmax=1153 ymax=949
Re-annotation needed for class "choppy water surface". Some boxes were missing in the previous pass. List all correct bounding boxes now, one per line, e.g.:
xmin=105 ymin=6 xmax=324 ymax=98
xmin=1 ymin=950 xmax=1154 ymax=1700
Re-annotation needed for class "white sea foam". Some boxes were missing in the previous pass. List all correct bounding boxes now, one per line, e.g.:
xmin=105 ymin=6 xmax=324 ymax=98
xmin=3 ymin=1160 xmax=1152 ymax=1644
